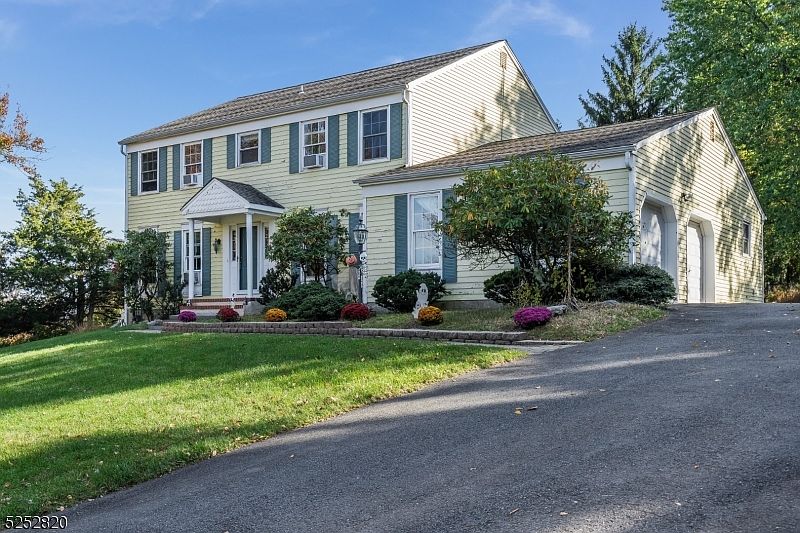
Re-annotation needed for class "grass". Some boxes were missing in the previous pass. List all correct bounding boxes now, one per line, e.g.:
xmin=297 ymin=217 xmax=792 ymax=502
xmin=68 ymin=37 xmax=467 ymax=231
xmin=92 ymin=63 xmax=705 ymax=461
xmin=358 ymin=303 xmax=667 ymax=341
xmin=0 ymin=330 xmax=521 ymax=518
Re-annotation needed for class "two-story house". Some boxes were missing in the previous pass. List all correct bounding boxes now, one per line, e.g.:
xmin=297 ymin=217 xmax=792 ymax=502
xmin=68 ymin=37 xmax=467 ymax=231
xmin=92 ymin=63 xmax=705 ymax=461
xmin=120 ymin=40 xmax=764 ymax=311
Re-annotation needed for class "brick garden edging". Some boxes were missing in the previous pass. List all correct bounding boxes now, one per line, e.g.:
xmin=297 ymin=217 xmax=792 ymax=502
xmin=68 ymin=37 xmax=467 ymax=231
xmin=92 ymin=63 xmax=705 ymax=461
xmin=161 ymin=321 xmax=528 ymax=344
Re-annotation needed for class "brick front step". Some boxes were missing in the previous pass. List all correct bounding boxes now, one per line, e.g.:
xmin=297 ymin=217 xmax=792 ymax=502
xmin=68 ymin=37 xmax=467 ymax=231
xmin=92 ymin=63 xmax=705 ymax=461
xmin=161 ymin=321 xmax=528 ymax=344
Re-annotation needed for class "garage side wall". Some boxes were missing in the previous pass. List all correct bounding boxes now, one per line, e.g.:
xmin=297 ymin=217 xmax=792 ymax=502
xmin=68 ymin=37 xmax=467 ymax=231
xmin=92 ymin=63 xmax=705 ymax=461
xmin=634 ymin=113 xmax=764 ymax=303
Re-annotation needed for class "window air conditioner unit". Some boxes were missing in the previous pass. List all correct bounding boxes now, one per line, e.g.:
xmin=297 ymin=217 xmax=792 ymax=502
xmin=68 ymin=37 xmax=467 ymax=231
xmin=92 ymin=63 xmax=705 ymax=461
xmin=182 ymin=173 xmax=200 ymax=186
xmin=303 ymin=154 xmax=325 ymax=169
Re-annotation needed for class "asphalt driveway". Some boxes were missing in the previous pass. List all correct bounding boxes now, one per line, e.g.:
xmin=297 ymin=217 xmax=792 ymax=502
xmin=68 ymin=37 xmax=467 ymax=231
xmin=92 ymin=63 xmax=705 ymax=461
xmin=65 ymin=304 xmax=800 ymax=532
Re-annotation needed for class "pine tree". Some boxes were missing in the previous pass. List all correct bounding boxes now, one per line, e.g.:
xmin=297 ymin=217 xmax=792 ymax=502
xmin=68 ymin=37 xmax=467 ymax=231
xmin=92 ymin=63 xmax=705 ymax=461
xmin=579 ymin=23 xmax=672 ymax=127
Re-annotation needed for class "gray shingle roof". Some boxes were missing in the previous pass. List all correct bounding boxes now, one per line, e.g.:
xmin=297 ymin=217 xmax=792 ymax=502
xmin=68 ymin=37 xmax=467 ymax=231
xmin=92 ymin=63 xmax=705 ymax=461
xmin=358 ymin=110 xmax=708 ymax=184
xmin=217 ymin=179 xmax=284 ymax=209
xmin=120 ymin=42 xmax=500 ymax=145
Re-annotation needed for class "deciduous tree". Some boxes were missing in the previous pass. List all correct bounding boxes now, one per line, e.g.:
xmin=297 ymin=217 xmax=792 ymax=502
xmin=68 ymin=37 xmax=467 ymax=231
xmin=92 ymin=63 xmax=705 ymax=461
xmin=0 ymin=92 xmax=45 ymax=175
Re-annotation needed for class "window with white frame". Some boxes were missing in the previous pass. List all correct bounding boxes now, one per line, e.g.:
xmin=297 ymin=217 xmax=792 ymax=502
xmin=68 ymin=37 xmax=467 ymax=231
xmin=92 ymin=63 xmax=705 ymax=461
xmin=183 ymin=229 xmax=202 ymax=273
xmin=361 ymin=108 xmax=388 ymax=162
xmin=410 ymin=193 xmax=441 ymax=269
xmin=140 ymin=150 xmax=158 ymax=193
xmin=183 ymin=141 xmax=202 ymax=177
xmin=742 ymin=221 xmax=752 ymax=255
xmin=302 ymin=119 xmax=327 ymax=168
xmin=238 ymin=132 xmax=259 ymax=165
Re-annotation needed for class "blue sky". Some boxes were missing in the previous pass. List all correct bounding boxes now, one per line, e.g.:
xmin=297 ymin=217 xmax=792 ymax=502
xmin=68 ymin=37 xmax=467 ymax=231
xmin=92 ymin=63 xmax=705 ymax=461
xmin=0 ymin=0 xmax=670 ymax=236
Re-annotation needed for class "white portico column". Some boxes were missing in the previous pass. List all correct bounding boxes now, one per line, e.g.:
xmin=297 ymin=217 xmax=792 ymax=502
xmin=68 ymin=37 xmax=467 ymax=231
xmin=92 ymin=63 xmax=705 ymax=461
xmin=246 ymin=211 xmax=254 ymax=298
xmin=187 ymin=218 xmax=195 ymax=299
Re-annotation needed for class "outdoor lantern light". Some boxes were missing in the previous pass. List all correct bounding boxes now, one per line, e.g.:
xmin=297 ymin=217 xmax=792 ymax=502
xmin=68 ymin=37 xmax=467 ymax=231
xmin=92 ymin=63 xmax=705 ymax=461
xmin=353 ymin=219 xmax=368 ymax=245
xmin=213 ymin=238 xmax=221 ymax=254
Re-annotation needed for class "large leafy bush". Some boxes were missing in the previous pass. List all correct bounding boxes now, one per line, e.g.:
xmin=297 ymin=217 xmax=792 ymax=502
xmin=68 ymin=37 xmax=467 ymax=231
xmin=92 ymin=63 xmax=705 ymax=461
xmin=258 ymin=267 xmax=299 ymax=304
xmin=483 ymin=268 xmax=524 ymax=305
xmin=600 ymin=264 xmax=676 ymax=305
xmin=371 ymin=270 xmax=448 ymax=312
xmin=271 ymin=282 xmax=347 ymax=321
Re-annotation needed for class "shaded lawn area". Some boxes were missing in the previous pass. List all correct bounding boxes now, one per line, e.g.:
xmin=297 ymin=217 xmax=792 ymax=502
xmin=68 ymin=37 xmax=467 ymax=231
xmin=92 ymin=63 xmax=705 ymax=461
xmin=358 ymin=303 xmax=667 ymax=341
xmin=0 ymin=330 xmax=521 ymax=518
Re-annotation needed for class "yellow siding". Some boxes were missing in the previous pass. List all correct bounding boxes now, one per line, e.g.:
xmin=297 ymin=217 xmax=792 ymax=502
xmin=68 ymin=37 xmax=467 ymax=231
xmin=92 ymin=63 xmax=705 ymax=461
xmin=411 ymin=45 xmax=554 ymax=164
xmin=365 ymin=195 xmax=395 ymax=301
xmin=635 ymin=114 xmax=763 ymax=303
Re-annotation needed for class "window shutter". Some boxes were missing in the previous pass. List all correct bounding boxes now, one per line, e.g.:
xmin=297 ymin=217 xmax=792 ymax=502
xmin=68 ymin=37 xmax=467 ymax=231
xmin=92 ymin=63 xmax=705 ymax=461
xmin=129 ymin=152 xmax=138 ymax=197
xmin=158 ymin=146 xmax=167 ymax=192
xmin=260 ymin=127 xmax=271 ymax=163
xmin=173 ymin=231 xmax=182 ymax=286
xmin=390 ymin=103 xmax=403 ymax=160
xmin=327 ymin=115 xmax=340 ymax=169
xmin=326 ymin=215 xmax=339 ymax=288
xmin=394 ymin=194 xmax=408 ymax=274
xmin=203 ymin=139 xmax=213 ymax=185
xmin=348 ymin=212 xmax=360 ymax=255
xmin=441 ymin=189 xmax=457 ymax=283
xmin=226 ymin=134 xmax=236 ymax=169
xmin=347 ymin=111 xmax=359 ymax=166
xmin=172 ymin=144 xmax=180 ymax=190
xmin=289 ymin=122 xmax=299 ymax=174
xmin=202 ymin=227 xmax=211 ymax=296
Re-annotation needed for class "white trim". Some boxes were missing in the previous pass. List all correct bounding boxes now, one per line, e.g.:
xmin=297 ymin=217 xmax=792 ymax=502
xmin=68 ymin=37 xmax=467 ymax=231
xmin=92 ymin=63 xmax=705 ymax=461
xmin=638 ymin=192 xmax=679 ymax=289
xmin=626 ymin=150 xmax=637 ymax=264
xmin=741 ymin=220 xmax=752 ymax=257
xmin=138 ymin=149 xmax=159 ymax=194
xmin=358 ymin=105 xmax=390 ymax=165
xmin=236 ymin=130 xmax=261 ymax=167
xmin=180 ymin=140 xmax=204 ymax=188
xmin=404 ymin=88 xmax=414 ymax=166
xmin=361 ymin=176 xmax=461 ymax=198
xmin=408 ymin=191 xmax=443 ymax=272
xmin=181 ymin=178 xmax=285 ymax=218
xmin=125 ymin=93 xmax=404 ymax=153
xmin=299 ymin=117 xmax=328 ymax=171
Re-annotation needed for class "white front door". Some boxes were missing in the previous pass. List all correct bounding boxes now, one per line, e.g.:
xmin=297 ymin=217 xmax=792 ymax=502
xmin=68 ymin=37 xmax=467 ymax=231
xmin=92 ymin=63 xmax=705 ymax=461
xmin=228 ymin=227 xmax=240 ymax=296
xmin=182 ymin=229 xmax=202 ymax=298
xmin=641 ymin=203 xmax=665 ymax=268
xmin=687 ymin=222 xmax=704 ymax=303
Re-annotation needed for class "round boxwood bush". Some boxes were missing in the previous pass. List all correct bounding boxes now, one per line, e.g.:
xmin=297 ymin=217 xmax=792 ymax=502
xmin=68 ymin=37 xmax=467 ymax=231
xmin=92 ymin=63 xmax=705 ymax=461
xmin=372 ymin=270 xmax=448 ymax=312
xmin=417 ymin=305 xmax=444 ymax=326
xmin=483 ymin=268 xmax=525 ymax=305
xmin=513 ymin=306 xmax=553 ymax=329
xmin=271 ymin=282 xmax=347 ymax=321
xmin=216 ymin=307 xmax=241 ymax=322
xmin=177 ymin=310 xmax=197 ymax=322
xmin=340 ymin=302 xmax=371 ymax=321
xmin=265 ymin=308 xmax=287 ymax=322
xmin=600 ymin=264 xmax=676 ymax=305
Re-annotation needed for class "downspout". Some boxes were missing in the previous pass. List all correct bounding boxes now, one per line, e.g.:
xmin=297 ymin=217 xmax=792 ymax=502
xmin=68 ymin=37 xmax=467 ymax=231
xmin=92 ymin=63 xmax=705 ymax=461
xmin=625 ymin=150 xmax=637 ymax=265
xmin=403 ymin=87 xmax=413 ymax=166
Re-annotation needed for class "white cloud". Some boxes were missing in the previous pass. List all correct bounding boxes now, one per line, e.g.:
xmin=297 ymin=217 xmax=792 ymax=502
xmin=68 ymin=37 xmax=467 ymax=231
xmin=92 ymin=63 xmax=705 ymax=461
xmin=473 ymin=0 xmax=591 ymax=42
xmin=0 ymin=19 xmax=19 ymax=47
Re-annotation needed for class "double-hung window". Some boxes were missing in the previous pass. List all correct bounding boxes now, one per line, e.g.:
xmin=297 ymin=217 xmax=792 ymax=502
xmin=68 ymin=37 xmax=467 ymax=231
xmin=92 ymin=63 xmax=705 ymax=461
xmin=302 ymin=119 xmax=327 ymax=169
xmin=183 ymin=229 xmax=202 ymax=275
xmin=183 ymin=141 xmax=202 ymax=178
xmin=410 ymin=193 xmax=441 ymax=269
xmin=139 ymin=150 xmax=158 ymax=193
xmin=742 ymin=221 xmax=752 ymax=256
xmin=238 ymin=131 xmax=259 ymax=165
xmin=361 ymin=107 xmax=388 ymax=162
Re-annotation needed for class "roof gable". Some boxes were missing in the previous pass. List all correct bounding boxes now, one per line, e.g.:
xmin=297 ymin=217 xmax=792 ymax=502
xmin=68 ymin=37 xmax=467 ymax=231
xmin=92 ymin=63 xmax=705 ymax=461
xmin=181 ymin=179 xmax=284 ymax=218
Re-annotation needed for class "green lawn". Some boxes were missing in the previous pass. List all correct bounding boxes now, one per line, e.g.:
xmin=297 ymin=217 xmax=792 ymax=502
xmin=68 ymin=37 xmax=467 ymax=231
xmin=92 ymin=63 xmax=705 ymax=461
xmin=358 ymin=303 xmax=667 ymax=341
xmin=0 ymin=330 xmax=521 ymax=518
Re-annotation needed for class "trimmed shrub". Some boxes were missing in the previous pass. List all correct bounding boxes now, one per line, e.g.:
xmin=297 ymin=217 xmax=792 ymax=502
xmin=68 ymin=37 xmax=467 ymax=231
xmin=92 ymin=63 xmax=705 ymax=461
xmin=258 ymin=267 xmax=299 ymax=305
xmin=271 ymin=282 xmax=347 ymax=321
xmin=600 ymin=264 xmax=676 ymax=305
xmin=483 ymin=268 xmax=525 ymax=305
xmin=177 ymin=310 xmax=197 ymax=323
xmin=0 ymin=332 xmax=34 ymax=348
xmin=216 ymin=307 xmax=241 ymax=322
xmin=417 ymin=306 xmax=444 ymax=326
xmin=372 ymin=270 xmax=448 ymax=312
xmin=265 ymin=308 xmax=288 ymax=322
xmin=340 ymin=302 xmax=371 ymax=321
xmin=513 ymin=306 xmax=553 ymax=329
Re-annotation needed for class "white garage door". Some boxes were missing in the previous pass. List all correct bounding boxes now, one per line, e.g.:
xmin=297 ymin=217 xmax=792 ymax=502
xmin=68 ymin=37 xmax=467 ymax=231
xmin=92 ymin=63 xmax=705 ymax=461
xmin=641 ymin=203 xmax=665 ymax=268
xmin=687 ymin=222 xmax=704 ymax=303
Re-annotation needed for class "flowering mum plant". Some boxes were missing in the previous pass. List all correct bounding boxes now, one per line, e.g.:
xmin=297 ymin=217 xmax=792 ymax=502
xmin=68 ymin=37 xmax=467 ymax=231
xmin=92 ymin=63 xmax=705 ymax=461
xmin=265 ymin=308 xmax=288 ymax=322
xmin=216 ymin=307 xmax=241 ymax=322
xmin=417 ymin=306 xmax=444 ymax=326
xmin=178 ymin=310 xmax=197 ymax=322
xmin=340 ymin=302 xmax=371 ymax=321
xmin=513 ymin=306 xmax=553 ymax=329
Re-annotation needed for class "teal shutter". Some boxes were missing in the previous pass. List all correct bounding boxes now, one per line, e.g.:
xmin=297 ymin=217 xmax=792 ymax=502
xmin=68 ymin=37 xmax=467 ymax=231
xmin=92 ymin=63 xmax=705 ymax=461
xmin=394 ymin=195 xmax=408 ymax=274
xmin=348 ymin=212 xmax=360 ymax=254
xmin=129 ymin=152 xmax=138 ymax=197
xmin=441 ymin=189 xmax=457 ymax=283
xmin=203 ymin=139 xmax=213 ymax=185
xmin=260 ymin=127 xmax=271 ymax=163
xmin=347 ymin=111 xmax=358 ymax=166
xmin=327 ymin=115 xmax=340 ymax=169
xmin=289 ymin=122 xmax=299 ymax=174
xmin=158 ymin=146 xmax=167 ymax=192
xmin=326 ymin=215 xmax=339 ymax=288
xmin=172 ymin=144 xmax=180 ymax=190
xmin=202 ymin=228 xmax=211 ymax=296
xmin=390 ymin=103 xmax=403 ymax=160
xmin=226 ymin=134 xmax=236 ymax=169
xmin=173 ymin=231 xmax=182 ymax=286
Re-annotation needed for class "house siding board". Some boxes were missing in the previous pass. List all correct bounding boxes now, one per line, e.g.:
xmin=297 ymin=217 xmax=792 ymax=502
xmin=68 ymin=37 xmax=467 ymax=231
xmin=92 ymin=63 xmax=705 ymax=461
xmin=410 ymin=44 xmax=555 ymax=164
xmin=365 ymin=195 xmax=395 ymax=301
xmin=635 ymin=114 xmax=763 ymax=303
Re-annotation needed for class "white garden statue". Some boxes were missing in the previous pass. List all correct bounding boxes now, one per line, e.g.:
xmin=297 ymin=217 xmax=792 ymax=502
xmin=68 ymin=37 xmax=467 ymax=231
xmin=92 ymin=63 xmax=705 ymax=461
xmin=412 ymin=283 xmax=429 ymax=319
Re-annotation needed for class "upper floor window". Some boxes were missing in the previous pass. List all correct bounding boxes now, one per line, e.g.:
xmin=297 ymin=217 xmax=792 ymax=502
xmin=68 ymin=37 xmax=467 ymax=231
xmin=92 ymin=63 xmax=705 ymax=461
xmin=302 ymin=119 xmax=327 ymax=169
xmin=140 ymin=150 xmax=158 ymax=193
xmin=238 ymin=132 xmax=259 ymax=165
xmin=410 ymin=192 xmax=441 ymax=269
xmin=742 ymin=221 xmax=752 ymax=255
xmin=182 ymin=142 xmax=202 ymax=177
xmin=361 ymin=108 xmax=388 ymax=162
